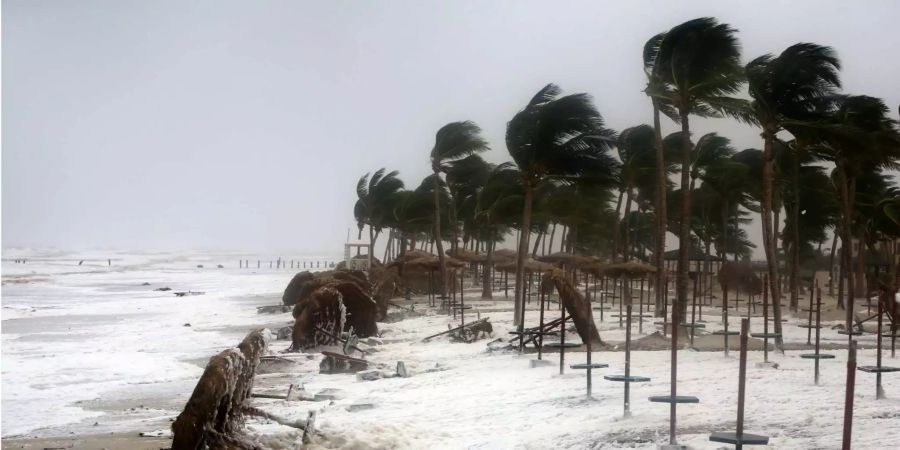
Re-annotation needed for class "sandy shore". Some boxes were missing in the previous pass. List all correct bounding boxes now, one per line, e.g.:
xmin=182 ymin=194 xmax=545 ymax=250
xmin=1 ymin=433 xmax=171 ymax=450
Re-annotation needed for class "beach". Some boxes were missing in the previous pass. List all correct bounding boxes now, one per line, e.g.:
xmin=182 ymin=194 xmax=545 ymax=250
xmin=0 ymin=250 xmax=327 ymax=446
xmin=4 ymin=250 xmax=899 ymax=448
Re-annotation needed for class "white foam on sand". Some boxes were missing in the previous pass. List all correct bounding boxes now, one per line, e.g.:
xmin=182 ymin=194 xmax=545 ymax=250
xmin=1 ymin=249 xmax=333 ymax=437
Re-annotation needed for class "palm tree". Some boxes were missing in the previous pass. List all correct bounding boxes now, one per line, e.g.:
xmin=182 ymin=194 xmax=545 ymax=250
xmin=615 ymin=125 xmax=662 ymax=261
xmin=445 ymin=154 xmax=492 ymax=252
xmin=506 ymin=84 xmax=618 ymax=326
xmin=474 ymin=162 xmax=525 ymax=298
xmin=354 ymin=168 xmax=404 ymax=268
xmin=649 ymin=17 xmax=746 ymax=321
xmin=643 ymin=31 xmax=678 ymax=317
xmin=745 ymin=43 xmax=841 ymax=337
xmin=430 ymin=122 xmax=490 ymax=305
xmin=806 ymin=95 xmax=900 ymax=329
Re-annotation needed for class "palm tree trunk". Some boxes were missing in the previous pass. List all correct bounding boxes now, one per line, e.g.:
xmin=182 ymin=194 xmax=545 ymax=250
xmin=676 ymin=109 xmax=692 ymax=323
xmin=622 ymin=189 xmax=634 ymax=260
xmin=432 ymin=172 xmax=449 ymax=304
xmin=838 ymin=165 xmax=855 ymax=329
xmin=532 ymin=226 xmax=544 ymax=257
xmin=828 ymin=231 xmax=838 ymax=298
xmin=357 ymin=228 xmax=363 ymax=256
xmin=568 ymin=224 xmax=578 ymax=253
xmin=514 ymin=184 xmax=535 ymax=327
xmin=447 ymin=190 xmax=460 ymax=253
xmin=720 ymin=200 xmax=729 ymax=261
xmin=482 ymin=234 xmax=494 ymax=299
xmin=368 ymin=226 xmax=378 ymax=269
xmin=547 ymin=223 xmax=556 ymax=256
xmin=383 ymin=229 xmax=393 ymax=263
xmin=790 ymin=157 xmax=801 ymax=312
xmin=761 ymin=130 xmax=784 ymax=348
xmin=559 ymin=225 xmax=566 ymax=253
xmin=652 ymin=100 xmax=667 ymax=317
xmin=613 ymin=188 xmax=625 ymax=261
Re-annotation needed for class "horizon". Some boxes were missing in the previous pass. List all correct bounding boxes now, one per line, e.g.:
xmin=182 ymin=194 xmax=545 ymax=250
xmin=3 ymin=0 xmax=899 ymax=257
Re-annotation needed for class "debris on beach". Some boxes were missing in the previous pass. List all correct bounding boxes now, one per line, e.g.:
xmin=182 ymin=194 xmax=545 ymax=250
xmin=319 ymin=351 xmax=368 ymax=374
xmin=257 ymin=305 xmax=292 ymax=314
xmin=288 ymin=269 xmax=380 ymax=350
xmin=154 ymin=286 xmax=172 ymax=291
xmin=174 ymin=291 xmax=205 ymax=297
xmin=172 ymin=329 xmax=282 ymax=448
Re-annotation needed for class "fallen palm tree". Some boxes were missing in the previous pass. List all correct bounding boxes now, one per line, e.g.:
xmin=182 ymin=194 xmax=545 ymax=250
xmin=172 ymin=329 xmax=292 ymax=449
xmin=541 ymin=269 xmax=603 ymax=346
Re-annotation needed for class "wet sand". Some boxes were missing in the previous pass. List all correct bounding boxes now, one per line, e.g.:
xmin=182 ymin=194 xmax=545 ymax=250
xmin=2 ymin=432 xmax=171 ymax=450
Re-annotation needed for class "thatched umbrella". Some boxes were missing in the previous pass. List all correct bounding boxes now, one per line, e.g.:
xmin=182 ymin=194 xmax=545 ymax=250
xmin=446 ymin=248 xmax=488 ymax=264
xmin=493 ymin=248 xmax=517 ymax=262
xmin=445 ymin=249 xmax=488 ymax=314
xmin=603 ymin=262 xmax=657 ymax=279
xmin=495 ymin=258 xmax=555 ymax=274
xmin=405 ymin=255 xmax=466 ymax=308
xmin=538 ymin=252 xmax=595 ymax=268
xmin=289 ymin=270 xmax=379 ymax=350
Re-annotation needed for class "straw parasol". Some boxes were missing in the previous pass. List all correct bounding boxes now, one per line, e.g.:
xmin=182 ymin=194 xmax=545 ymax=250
xmin=494 ymin=258 xmax=555 ymax=274
xmin=446 ymin=248 xmax=488 ymax=263
xmin=492 ymin=248 xmax=518 ymax=262
xmin=537 ymin=252 xmax=595 ymax=267
xmin=603 ymin=261 xmax=657 ymax=279
xmin=404 ymin=255 xmax=467 ymax=272
xmin=718 ymin=261 xmax=762 ymax=295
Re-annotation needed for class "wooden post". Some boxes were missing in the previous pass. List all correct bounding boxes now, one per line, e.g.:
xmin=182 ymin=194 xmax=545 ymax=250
xmin=842 ymin=340 xmax=857 ymax=450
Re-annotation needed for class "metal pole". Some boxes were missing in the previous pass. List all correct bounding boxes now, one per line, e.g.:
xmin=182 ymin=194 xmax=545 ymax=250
xmin=763 ymin=274 xmax=770 ymax=363
xmin=618 ymin=278 xmax=624 ymax=328
xmin=815 ymin=284 xmax=823 ymax=385
xmin=807 ymin=279 xmax=815 ymax=345
xmin=559 ymin=302 xmax=566 ymax=376
xmin=639 ymin=277 xmax=645 ymax=334
xmin=736 ymin=318 xmax=750 ymax=450
xmin=691 ymin=275 xmax=698 ymax=346
xmin=624 ymin=277 xmax=632 ymax=416
xmin=460 ymin=274 xmax=465 ymax=328
xmin=663 ymin=276 xmax=669 ymax=338
xmin=877 ymin=295 xmax=884 ymax=399
xmin=669 ymin=272 xmax=679 ymax=444
xmin=842 ymin=340 xmax=857 ymax=450
xmin=538 ymin=277 xmax=546 ymax=360
xmin=587 ymin=328 xmax=593 ymax=398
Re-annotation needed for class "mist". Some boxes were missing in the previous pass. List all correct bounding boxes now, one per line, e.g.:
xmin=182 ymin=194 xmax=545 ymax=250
xmin=3 ymin=0 xmax=899 ymax=256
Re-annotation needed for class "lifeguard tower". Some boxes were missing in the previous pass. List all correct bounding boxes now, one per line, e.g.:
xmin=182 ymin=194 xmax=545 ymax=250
xmin=344 ymin=242 xmax=372 ymax=271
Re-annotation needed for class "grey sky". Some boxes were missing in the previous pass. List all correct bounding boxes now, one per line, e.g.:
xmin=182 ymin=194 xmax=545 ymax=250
xmin=3 ymin=0 xmax=899 ymax=255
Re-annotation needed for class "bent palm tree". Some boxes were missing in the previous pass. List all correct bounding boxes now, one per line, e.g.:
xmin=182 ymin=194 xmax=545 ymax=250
xmin=746 ymin=42 xmax=841 ymax=341
xmin=506 ymin=84 xmax=618 ymax=327
xmin=355 ymin=169 xmax=404 ymax=268
xmin=650 ymin=17 xmax=747 ymax=320
xmin=430 ymin=122 xmax=490 ymax=306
